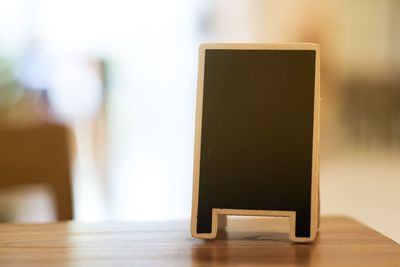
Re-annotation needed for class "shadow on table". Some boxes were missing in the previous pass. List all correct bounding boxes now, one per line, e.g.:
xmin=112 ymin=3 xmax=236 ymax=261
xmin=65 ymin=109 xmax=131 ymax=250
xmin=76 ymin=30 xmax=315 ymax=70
xmin=191 ymin=229 xmax=315 ymax=266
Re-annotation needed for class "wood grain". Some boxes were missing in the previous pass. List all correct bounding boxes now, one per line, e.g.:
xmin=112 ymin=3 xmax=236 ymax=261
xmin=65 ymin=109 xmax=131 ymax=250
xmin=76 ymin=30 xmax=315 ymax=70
xmin=0 ymin=216 xmax=399 ymax=266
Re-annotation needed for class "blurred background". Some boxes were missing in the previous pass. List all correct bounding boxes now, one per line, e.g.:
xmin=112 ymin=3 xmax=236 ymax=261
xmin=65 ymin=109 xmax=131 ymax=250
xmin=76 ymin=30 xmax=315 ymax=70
xmin=0 ymin=0 xmax=399 ymax=242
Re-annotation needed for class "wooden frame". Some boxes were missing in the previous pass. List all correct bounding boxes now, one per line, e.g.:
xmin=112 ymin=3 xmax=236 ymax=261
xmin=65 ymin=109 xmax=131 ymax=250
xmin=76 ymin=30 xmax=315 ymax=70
xmin=191 ymin=43 xmax=320 ymax=242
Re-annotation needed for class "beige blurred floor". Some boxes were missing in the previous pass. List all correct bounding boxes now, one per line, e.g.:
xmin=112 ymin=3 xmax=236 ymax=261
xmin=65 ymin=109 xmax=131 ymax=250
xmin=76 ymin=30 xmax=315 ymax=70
xmin=321 ymin=149 xmax=400 ymax=243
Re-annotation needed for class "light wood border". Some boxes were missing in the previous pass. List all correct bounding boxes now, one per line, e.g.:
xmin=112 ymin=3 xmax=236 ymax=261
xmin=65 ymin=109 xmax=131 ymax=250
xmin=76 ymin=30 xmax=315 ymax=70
xmin=191 ymin=43 xmax=320 ymax=243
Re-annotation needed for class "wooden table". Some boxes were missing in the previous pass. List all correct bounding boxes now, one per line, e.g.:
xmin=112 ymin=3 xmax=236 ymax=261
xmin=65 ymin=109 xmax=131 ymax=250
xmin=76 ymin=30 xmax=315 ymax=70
xmin=1 ymin=216 xmax=399 ymax=266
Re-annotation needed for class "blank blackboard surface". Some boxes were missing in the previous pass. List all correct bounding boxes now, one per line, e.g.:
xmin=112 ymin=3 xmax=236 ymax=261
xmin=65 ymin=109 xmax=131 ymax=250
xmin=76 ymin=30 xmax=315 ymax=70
xmin=192 ymin=44 xmax=320 ymax=243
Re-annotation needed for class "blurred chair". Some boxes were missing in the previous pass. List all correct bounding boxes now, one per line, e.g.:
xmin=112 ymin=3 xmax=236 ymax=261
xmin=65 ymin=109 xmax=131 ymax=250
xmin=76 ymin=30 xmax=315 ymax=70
xmin=0 ymin=123 xmax=73 ymax=220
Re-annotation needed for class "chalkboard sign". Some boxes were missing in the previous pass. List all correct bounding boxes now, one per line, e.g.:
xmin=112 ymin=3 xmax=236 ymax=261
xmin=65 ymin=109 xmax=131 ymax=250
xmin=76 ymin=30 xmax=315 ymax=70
xmin=191 ymin=43 xmax=320 ymax=242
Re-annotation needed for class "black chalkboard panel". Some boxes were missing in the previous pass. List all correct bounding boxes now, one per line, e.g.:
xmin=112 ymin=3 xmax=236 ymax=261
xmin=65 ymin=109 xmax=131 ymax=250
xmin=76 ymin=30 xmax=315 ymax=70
xmin=191 ymin=44 xmax=320 ymax=242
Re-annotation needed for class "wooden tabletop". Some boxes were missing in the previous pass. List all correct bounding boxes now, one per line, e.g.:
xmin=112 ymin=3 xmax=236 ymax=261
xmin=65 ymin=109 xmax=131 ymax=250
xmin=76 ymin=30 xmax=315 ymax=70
xmin=0 ymin=216 xmax=399 ymax=266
